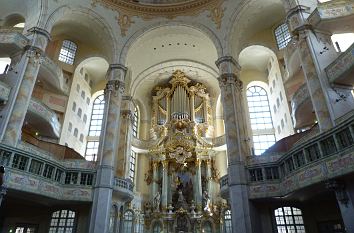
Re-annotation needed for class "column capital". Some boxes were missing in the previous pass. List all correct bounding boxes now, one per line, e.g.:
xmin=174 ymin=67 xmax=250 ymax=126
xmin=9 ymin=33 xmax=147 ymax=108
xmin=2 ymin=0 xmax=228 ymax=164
xmin=107 ymin=64 xmax=127 ymax=81
xmin=105 ymin=79 xmax=125 ymax=96
xmin=27 ymin=27 xmax=51 ymax=41
xmin=215 ymin=56 xmax=240 ymax=75
xmin=217 ymin=73 xmax=243 ymax=91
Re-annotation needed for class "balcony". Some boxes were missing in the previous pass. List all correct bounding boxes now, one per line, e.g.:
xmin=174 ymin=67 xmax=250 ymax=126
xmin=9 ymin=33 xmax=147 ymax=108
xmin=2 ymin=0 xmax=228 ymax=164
xmin=309 ymin=1 xmax=354 ymax=33
xmin=220 ymin=115 xmax=354 ymax=199
xmin=38 ymin=55 xmax=69 ymax=95
xmin=0 ymin=29 xmax=28 ymax=57
xmin=291 ymin=84 xmax=315 ymax=129
xmin=113 ymin=177 xmax=135 ymax=202
xmin=26 ymin=98 xmax=62 ymax=138
xmin=325 ymin=42 xmax=354 ymax=87
xmin=0 ymin=143 xmax=95 ymax=202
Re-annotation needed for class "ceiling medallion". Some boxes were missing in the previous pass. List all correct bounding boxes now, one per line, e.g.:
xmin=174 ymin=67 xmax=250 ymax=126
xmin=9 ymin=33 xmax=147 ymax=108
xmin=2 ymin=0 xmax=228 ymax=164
xmin=92 ymin=0 xmax=224 ymax=36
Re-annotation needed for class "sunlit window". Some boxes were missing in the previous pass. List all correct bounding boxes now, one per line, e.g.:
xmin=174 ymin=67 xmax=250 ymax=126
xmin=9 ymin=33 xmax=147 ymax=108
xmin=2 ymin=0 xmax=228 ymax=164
xmin=275 ymin=24 xmax=291 ymax=49
xmin=0 ymin=57 xmax=11 ymax=74
xmin=132 ymin=105 xmax=139 ymax=137
xmin=89 ymin=95 xmax=105 ymax=137
xmin=253 ymin=134 xmax=276 ymax=155
xmin=49 ymin=210 xmax=76 ymax=233
xmin=224 ymin=210 xmax=232 ymax=233
xmin=247 ymin=86 xmax=276 ymax=155
xmin=58 ymin=40 xmax=77 ymax=65
xmin=129 ymin=151 xmax=136 ymax=181
xmin=275 ymin=207 xmax=306 ymax=233
xmin=85 ymin=94 xmax=105 ymax=161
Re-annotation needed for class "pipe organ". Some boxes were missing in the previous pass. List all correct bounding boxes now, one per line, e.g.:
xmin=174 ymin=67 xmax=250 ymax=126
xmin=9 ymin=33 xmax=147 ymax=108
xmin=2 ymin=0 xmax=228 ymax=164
xmin=145 ymin=70 xmax=224 ymax=231
xmin=151 ymin=70 xmax=212 ymax=137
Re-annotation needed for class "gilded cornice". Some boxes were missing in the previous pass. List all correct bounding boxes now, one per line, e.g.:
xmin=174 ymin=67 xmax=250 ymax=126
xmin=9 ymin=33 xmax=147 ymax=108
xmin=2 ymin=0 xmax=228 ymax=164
xmin=92 ymin=0 xmax=224 ymax=35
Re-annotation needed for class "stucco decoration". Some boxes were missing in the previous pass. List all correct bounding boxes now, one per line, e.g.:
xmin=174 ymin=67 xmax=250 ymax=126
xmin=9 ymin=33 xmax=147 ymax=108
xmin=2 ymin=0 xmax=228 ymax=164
xmin=92 ymin=0 xmax=224 ymax=36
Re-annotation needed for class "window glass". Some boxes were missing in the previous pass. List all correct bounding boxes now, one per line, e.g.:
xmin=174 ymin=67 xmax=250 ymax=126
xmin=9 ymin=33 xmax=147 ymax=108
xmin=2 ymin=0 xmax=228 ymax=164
xmin=247 ymin=86 xmax=276 ymax=155
xmin=275 ymin=24 xmax=291 ymax=49
xmin=123 ymin=211 xmax=134 ymax=233
xmin=224 ymin=210 xmax=232 ymax=233
xmin=275 ymin=207 xmax=306 ymax=233
xmin=49 ymin=210 xmax=76 ymax=233
xmin=58 ymin=40 xmax=77 ymax=65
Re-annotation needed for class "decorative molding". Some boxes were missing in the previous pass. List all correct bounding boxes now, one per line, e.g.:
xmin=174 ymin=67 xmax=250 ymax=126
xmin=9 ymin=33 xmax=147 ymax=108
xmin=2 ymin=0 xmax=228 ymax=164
xmin=92 ymin=0 xmax=224 ymax=35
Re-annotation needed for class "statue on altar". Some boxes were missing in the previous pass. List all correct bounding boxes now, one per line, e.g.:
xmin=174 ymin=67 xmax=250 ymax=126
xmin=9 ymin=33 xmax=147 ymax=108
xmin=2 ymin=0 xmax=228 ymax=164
xmin=203 ymin=191 xmax=211 ymax=213
xmin=153 ymin=191 xmax=161 ymax=211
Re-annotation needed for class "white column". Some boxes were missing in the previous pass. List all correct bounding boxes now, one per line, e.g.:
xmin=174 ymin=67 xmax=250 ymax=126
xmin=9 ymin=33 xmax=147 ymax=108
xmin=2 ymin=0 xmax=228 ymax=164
xmin=0 ymin=27 xmax=51 ymax=145
xmin=161 ymin=160 xmax=169 ymax=211
xmin=216 ymin=56 xmax=253 ymax=233
xmin=89 ymin=64 xmax=127 ymax=233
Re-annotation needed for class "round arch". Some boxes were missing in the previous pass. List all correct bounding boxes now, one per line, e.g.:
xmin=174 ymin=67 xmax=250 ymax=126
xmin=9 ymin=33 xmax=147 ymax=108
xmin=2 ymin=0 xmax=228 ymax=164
xmin=225 ymin=0 xmax=285 ymax=59
xmin=44 ymin=5 xmax=117 ymax=63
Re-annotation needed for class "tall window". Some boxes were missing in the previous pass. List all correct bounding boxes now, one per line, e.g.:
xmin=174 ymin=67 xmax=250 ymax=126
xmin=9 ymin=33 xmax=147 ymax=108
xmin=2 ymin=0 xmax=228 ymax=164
xmin=247 ymin=86 xmax=276 ymax=155
xmin=224 ymin=210 xmax=232 ymax=233
xmin=85 ymin=94 xmax=105 ymax=161
xmin=58 ymin=40 xmax=77 ymax=65
xmin=275 ymin=24 xmax=291 ymax=49
xmin=89 ymin=95 xmax=105 ymax=137
xmin=275 ymin=207 xmax=306 ymax=233
xmin=122 ymin=211 xmax=134 ymax=233
xmin=49 ymin=210 xmax=76 ymax=233
xmin=132 ymin=105 xmax=139 ymax=137
xmin=129 ymin=151 xmax=136 ymax=181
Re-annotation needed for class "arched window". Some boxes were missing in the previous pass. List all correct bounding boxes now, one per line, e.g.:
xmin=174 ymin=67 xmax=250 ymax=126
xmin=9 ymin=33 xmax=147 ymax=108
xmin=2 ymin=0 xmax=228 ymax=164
xmin=203 ymin=221 xmax=213 ymax=233
xmin=247 ymin=86 xmax=276 ymax=155
xmin=85 ymin=94 xmax=105 ymax=161
xmin=49 ymin=210 xmax=76 ymax=233
xmin=132 ymin=105 xmax=139 ymax=137
xmin=224 ymin=210 xmax=232 ymax=233
xmin=58 ymin=40 xmax=77 ymax=65
xmin=89 ymin=95 xmax=105 ymax=137
xmin=275 ymin=23 xmax=291 ymax=49
xmin=122 ymin=211 xmax=134 ymax=233
xmin=275 ymin=207 xmax=306 ymax=233
xmin=153 ymin=222 xmax=162 ymax=233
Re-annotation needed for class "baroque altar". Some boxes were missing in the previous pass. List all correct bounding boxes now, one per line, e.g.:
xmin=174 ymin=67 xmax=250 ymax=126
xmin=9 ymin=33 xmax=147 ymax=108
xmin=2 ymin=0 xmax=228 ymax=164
xmin=143 ymin=71 xmax=228 ymax=233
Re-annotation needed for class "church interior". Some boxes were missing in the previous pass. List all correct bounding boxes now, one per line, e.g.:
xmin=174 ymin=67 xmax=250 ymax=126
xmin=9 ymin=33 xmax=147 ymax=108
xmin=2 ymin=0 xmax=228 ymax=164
xmin=0 ymin=0 xmax=354 ymax=232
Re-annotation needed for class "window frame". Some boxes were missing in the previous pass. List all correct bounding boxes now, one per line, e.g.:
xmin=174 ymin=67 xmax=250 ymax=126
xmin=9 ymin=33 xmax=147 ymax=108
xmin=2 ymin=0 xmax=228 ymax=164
xmin=58 ymin=40 xmax=78 ymax=65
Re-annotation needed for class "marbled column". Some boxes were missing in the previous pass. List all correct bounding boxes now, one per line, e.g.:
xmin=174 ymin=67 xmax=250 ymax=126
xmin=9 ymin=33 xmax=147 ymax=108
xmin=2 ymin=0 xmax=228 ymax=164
xmin=1 ymin=27 xmax=50 ymax=146
xmin=205 ymin=160 xmax=212 ymax=194
xmin=327 ymin=180 xmax=354 ymax=232
xmin=116 ymin=96 xmax=134 ymax=179
xmin=282 ymin=0 xmax=334 ymax=131
xmin=152 ymin=161 xmax=159 ymax=197
xmin=89 ymin=64 xmax=127 ymax=233
xmin=216 ymin=56 xmax=253 ymax=233
xmin=194 ymin=159 xmax=202 ymax=210
xmin=161 ymin=160 xmax=169 ymax=211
